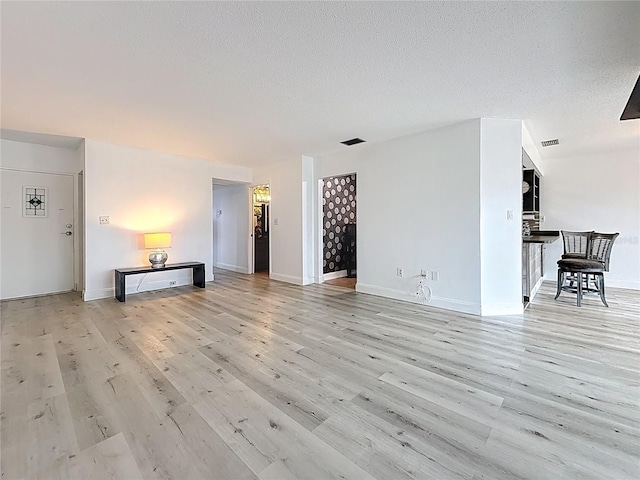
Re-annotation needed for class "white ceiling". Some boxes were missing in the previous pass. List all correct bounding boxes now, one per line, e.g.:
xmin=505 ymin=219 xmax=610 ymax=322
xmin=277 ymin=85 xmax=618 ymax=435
xmin=1 ymin=2 xmax=638 ymax=166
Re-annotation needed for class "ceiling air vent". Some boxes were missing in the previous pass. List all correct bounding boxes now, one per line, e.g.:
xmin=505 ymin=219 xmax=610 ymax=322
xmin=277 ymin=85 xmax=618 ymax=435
xmin=541 ymin=139 xmax=559 ymax=147
xmin=340 ymin=138 xmax=366 ymax=146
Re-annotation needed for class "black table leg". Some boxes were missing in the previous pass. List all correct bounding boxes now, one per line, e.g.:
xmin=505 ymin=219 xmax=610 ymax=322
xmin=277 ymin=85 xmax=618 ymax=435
xmin=115 ymin=271 xmax=126 ymax=302
xmin=193 ymin=264 xmax=205 ymax=288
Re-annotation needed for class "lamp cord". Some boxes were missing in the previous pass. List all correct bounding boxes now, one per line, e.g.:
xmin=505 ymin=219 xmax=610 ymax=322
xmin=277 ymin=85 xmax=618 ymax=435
xmin=136 ymin=273 xmax=149 ymax=293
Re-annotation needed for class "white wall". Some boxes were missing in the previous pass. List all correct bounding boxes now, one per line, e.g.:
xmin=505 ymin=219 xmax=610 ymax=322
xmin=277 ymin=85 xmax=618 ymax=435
xmin=252 ymin=156 xmax=304 ymax=284
xmin=83 ymin=140 xmax=251 ymax=300
xmin=540 ymin=147 xmax=640 ymax=290
xmin=522 ymin=123 xmax=544 ymax=175
xmin=0 ymin=138 xmax=84 ymax=293
xmin=317 ymin=120 xmax=484 ymax=314
xmin=479 ymin=118 xmax=523 ymax=315
xmin=301 ymin=155 xmax=316 ymax=285
xmin=313 ymin=119 xmax=524 ymax=315
xmin=212 ymin=183 xmax=250 ymax=274
xmin=0 ymin=138 xmax=82 ymax=172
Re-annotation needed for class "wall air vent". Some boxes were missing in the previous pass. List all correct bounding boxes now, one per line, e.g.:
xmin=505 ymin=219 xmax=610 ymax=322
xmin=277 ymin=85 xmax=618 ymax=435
xmin=340 ymin=138 xmax=366 ymax=146
xmin=541 ymin=139 xmax=559 ymax=147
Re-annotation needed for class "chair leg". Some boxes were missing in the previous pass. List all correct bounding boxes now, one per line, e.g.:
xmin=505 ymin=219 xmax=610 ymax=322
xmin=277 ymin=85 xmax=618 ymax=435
xmin=555 ymin=269 xmax=563 ymax=299
xmin=598 ymin=274 xmax=608 ymax=307
xmin=576 ymin=272 xmax=582 ymax=307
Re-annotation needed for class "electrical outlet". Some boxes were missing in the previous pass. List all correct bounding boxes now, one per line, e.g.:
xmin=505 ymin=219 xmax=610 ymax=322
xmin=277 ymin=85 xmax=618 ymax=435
xmin=420 ymin=269 xmax=428 ymax=277
xmin=274 ymin=218 xmax=279 ymax=225
xmin=506 ymin=210 xmax=514 ymax=220
xmin=431 ymin=271 xmax=439 ymax=281
xmin=99 ymin=216 xmax=109 ymax=225
xmin=396 ymin=267 xmax=403 ymax=277
xmin=169 ymin=281 xmax=177 ymax=286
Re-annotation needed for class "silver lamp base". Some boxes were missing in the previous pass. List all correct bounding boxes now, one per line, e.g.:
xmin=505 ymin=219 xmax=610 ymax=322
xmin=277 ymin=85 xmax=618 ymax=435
xmin=149 ymin=250 xmax=168 ymax=269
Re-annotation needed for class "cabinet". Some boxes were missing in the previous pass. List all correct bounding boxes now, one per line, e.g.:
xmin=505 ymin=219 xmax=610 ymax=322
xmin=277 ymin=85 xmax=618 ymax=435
xmin=523 ymin=169 xmax=540 ymax=212
xmin=522 ymin=243 xmax=543 ymax=302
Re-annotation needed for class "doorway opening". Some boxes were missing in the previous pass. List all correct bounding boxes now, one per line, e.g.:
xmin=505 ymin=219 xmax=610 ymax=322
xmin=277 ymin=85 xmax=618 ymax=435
xmin=252 ymin=185 xmax=270 ymax=274
xmin=212 ymin=179 xmax=251 ymax=276
xmin=321 ymin=174 xmax=357 ymax=289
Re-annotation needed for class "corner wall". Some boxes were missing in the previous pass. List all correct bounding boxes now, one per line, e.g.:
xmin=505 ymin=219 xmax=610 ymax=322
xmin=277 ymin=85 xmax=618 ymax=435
xmin=317 ymin=120 xmax=484 ymax=314
xmin=479 ymin=119 xmax=524 ymax=315
xmin=251 ymin=156 xmax=304 ymax=284
xmin=540 ymin=147 xmax=640 ymax=289
xmin=83 ymin=140 xmax=252 ymax=300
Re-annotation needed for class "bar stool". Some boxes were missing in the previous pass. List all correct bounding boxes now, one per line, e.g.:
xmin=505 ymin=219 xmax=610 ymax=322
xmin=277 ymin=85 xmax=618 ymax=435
xmin=555 ymin=232 xmax=619 ymax=306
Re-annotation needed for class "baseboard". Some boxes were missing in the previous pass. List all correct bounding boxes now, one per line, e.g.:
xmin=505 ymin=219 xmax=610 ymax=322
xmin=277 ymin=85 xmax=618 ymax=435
xmin=606 ymin=279 xmax=640 ymax=290
xmin=214 ymin=262 xmax=249 ymax=274
xmin=480 ymin=302 xmax=524 ymax=316
xmin=530 ymin=275 xmax=545 ymax=300
xmin=302 ymin=276 xmax=315 ymax=286
xmin=269 ymin=272 xmax=304 ymax=285
xmin=355 ymin=283 xmax=481 ymax=316
xmin=84 ymin=288 xmax=114 ymax=301
xmin=322 ymin=270 xmax=348 ymax=282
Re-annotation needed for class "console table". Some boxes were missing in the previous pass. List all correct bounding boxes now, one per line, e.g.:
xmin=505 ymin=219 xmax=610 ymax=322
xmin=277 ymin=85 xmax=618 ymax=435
xmin=114 ymin=262 xmax=205 ymax=302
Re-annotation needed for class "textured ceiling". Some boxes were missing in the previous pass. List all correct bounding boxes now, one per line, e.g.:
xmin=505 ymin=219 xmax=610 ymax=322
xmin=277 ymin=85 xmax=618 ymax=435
xmin=1 ymin=2 xmax=638 ymax=166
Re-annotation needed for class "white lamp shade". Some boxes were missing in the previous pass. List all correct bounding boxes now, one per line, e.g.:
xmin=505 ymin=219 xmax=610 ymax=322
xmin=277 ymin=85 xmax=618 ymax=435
xmin=144 ymin=232 xmax=171 ymax=249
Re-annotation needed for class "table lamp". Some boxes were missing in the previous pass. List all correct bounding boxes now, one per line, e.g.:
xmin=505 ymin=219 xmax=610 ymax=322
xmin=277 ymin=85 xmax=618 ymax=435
xmin=144 ymin=232 xmax=171 ymax=268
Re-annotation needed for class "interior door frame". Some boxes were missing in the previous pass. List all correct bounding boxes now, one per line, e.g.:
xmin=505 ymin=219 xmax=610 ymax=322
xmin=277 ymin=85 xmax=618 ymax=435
xmin=316 ymin=172 xmax=357 ymax=284
xmin=0 ymin=167 xmax=80 ymax=297
xmin=248 ymin=183 xmax=270 ymax=276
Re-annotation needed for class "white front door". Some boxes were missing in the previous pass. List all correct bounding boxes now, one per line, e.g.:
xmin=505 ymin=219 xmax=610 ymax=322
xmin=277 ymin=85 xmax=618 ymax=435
xmin=1 ymin=170 xmax=74 ymax=299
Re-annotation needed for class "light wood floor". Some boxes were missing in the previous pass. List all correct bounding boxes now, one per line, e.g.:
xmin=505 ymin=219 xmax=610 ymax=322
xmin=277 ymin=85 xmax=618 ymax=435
xmin=323 ymin=276 xmax=357 ymax=289
xmin=2 ymin=270 xmax=639 ymax=479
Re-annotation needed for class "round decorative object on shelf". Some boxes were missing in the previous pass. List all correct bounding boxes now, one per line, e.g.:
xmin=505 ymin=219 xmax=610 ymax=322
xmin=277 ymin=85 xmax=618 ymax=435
xmin=522 ymin=181 xmax=530 ymax=194
xmin=149 ymin=250 xmax=168 ymax=269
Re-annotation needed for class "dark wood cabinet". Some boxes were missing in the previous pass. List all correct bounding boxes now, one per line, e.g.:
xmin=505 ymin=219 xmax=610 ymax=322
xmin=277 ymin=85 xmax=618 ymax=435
xmin=523 ymin=169 xmax=540 ymax=212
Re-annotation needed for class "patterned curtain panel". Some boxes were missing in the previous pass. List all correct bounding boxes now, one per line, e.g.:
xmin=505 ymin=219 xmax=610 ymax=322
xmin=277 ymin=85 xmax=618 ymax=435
xmin=322 ymin=174 xmax=356 ymax=274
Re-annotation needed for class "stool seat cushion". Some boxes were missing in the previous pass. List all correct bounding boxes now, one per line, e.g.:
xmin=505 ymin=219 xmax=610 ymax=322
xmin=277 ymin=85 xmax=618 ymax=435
xmin=557 ymin=258 xmax=604 ymax=271
xmin=561 ymin=253 xmax=586 ymax=259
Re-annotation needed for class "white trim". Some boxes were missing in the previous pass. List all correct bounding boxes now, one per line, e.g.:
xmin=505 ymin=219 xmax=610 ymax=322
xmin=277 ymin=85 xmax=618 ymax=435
xmin=529 ymin=274 xmax=545 ymax=300
xmin=83 ymin=287 xmax=114 ymax=301
xmin=355 ymin=283 xmax=482 ymax=316
xmin=606 ymin=278 xmax=640 ymax=290
xmin=1 ymin=289 xmax=74 ymax=301
xmin=269 ymin=272 xmax=303 ymax=285
xmin=302 ymin=276 xmax=315 ymax=286
xmin=480 ymin=303 xmax=525 ymax=316
xmin=322 ymin=269 xmax=348 ymax=282
xmin=214 ymin=262 xmax=249 ymax=274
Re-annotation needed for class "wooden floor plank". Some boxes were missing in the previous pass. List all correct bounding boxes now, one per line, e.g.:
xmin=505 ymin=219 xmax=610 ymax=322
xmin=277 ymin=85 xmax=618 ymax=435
xmin=1 ymin=272 xmax=639 ymax=479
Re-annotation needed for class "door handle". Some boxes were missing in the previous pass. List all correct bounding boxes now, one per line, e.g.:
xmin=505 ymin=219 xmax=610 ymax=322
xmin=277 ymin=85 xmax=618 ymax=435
xmin=61 ymin=231 xmax=73 ymax=236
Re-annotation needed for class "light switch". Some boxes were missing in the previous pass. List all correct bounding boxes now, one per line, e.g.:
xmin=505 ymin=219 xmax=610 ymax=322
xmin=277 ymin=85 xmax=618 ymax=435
xmin=274 ymin=218 xmax=279 ymax=225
